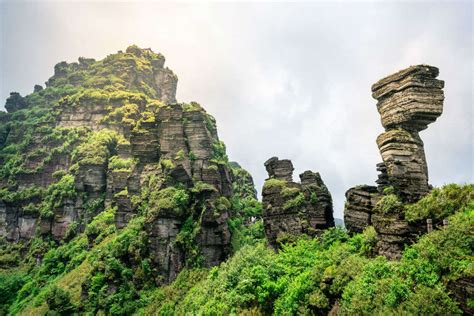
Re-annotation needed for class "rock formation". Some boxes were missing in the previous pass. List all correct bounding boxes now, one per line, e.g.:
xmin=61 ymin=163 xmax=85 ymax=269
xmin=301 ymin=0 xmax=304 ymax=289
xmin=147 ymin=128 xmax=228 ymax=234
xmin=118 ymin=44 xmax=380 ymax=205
xmin=262 ymin=157 xmax=334 ymax=248
xmin=344 ymin=65 xmax=444 ymax=259
xmin=343 ymin=185 xmax=378 ymax=233
xmin=0 ymin=45 xmax=252 ymax=284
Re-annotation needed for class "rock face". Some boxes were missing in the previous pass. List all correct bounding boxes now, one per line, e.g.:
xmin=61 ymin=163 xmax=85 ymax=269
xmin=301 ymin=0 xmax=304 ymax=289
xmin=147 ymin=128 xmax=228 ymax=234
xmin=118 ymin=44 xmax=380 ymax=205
xmin=344 ymin=65 xmax=444 ymax=259
xmin=264 ymin=157 xmax=294 ymax=182
xmin=373 ymin=65 xmax=444 ymax=202
xmin=0 ymin=46 xmax=249 ymax=284
xmin=344 ymin=185 xmax=378 ymax=233
xmin=262 ymin=157 xmax=334 ymax=248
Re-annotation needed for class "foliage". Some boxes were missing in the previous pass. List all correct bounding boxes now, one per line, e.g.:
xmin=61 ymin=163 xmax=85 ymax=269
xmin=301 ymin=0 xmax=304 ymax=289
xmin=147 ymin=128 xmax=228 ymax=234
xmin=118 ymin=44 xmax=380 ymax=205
xmin=159 ymin=158 xmax=175 ymax=170
xmin=210 ymin=140 xmax=228 ymax=164
xmin=108 ymin=156 xmax=136 ymax=172
xmin=82 ymin=217 xmax=153 ymax=315
xmin=146 ymin=187 xmax=190 ymax=220
xmin=44 ymin=285 xmax=76 ymax=315
xmin=84 ymin=207 xmax=117 ymax=245
xmin=339 ymin=209 xmax=472 ymax=315
xmin=229 ymin=163 xmax=257 ymax=199
xmin=191 ymin=181 xmax=217 ymax=194
xmin=373 ymin=193 xmax=403 ymax=215
xmin=40 ymin=174 xmax=77 ymax=219
xmin=176 ymin=216 xmax=204 ymax=267
xmin=137 ymin=269 xmax=208 ymax=315
xmin=262 ymin=178 xmax=286 ymax=191
xmin=73 ymin=129 xmax=122 ymax=165
xmin=282 ymin=192 xmax=305 ymax=211
xmin=135 ymin=205 xmax=470 ymax=315
xmin=405 ymin=184 xmax=473 ymax=222
xmin=0 ymin=270 xmax=28 ymax=314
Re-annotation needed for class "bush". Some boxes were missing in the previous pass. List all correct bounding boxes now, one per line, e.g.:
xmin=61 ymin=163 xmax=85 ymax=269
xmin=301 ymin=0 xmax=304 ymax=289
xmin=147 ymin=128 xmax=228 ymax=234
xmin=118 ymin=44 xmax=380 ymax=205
xmin=283 ymin=192 xmax=306 ymax=211
xmin=146 ymin=187 xmax=189 ymax=220
xmin=0 ymin=271 xmax=28 ymax=314
xmin=211 ymin=140 xmax=228 ymax=164
xmin=373 ymin=193 xmax=403 ymax=215
xmin=108 ymin=156 xmax=135 ymax=171
xmin=405 ymin=184 xmax=473 ymax=222
xmin=73 ymin=129 xmax=121 ymax=165
xmin=45 ymin=285 xmax=76 ymax=315
xmin=40 ymin=174 xmax=77 ymax=219
xmin=85 ymin=207 xmax=117 ymax=245
xmin=262 ymin=178 xmax=286 ymax=191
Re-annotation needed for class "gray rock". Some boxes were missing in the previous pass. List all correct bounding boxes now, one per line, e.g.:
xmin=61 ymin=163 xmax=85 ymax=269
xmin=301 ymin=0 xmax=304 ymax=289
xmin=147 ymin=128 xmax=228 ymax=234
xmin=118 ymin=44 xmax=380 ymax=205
xmin=344 ymin=64 xmax=445 ymax=260
xmin=262 ymin=158 xmax=334 ymax=249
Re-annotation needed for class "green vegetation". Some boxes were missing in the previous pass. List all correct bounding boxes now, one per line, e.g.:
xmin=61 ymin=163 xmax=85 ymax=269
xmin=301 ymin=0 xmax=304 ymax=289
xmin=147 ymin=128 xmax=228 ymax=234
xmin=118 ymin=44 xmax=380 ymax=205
xmin=283 ymin=191 xmax=306 ymax=211
xmin=210 ymin=140 xmax=228 ymax=164
xmin=374 ymin=193 xmax=403 ymax=215
xmin=0 ymin=271 xmax=28 ymax=314
xmin=134 ymin=205 xmax=471 ymax=315
xmin=73 ymin=129 xmax=122 ymax=165
xmin=263 ymin=178 xmax=286 ymax=191
xmin=108 ymin=156 xmax=136 ymax=172
xmin=44 ymin=285 xmax=76 ymax=315
xmin=146 ymin=187 xmax=189 ymax=220
xmin=405 ymin=184 xmax=474 ymax=222
xmin=40 ymin=174 xmax=77 ymax=219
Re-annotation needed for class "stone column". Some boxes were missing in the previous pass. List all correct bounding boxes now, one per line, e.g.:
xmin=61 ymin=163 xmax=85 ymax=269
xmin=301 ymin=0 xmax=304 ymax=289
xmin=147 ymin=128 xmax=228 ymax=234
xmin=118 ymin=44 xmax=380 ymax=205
xmin=372 ymin=65 xmax=444 ymax=202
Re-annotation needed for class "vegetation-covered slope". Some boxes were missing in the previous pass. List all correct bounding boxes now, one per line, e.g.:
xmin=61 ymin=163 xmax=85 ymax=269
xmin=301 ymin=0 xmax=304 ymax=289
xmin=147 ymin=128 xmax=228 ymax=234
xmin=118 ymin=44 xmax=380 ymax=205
xmin=0 ymin=185 xmax=472 ymax=315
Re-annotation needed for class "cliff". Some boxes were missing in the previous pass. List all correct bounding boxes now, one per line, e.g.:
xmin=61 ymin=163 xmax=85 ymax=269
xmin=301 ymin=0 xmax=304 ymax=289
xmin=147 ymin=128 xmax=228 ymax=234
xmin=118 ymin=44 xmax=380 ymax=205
xmin=0 ymin=45 xmax=256 ymax=285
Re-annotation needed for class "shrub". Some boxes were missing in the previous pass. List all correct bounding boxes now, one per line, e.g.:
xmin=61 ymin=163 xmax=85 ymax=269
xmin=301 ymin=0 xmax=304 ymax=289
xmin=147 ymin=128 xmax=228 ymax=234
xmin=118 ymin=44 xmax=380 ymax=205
xmin=405 ymin=184 xmax=473 ymax=222
xmin=0 ymin=271 xmax=28 ymax=314
xmin=85 ymin=207 xmax=117 ymax=245
xmin=373 ymin=193 xmax=403 ymax=215
xmin=147 ymin=187 xmax=189 ymax=220
xmin=160 ymin=158 xmax=175 ymax=170
xmin=211 ymin=140 xmax=228 ymax=164
xmin=45 ymin=285 xmax=76 ymax=315
xmin=40 ymin=174 xmax=77 ymax=219
xmin=108 ymin=156 xmax=135 ymax=171
xmin=262 ymin=178 xmax=286 ymax=191
xmin=283 ymin=192 xmax=305 ymax=211
xmin=73 ymin=129 xmax=121 ymax=165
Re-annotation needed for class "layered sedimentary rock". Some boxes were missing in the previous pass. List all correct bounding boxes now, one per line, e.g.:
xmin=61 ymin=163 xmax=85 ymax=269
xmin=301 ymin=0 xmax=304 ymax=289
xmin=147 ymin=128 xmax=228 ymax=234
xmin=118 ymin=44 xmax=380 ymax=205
xmin=373 ymin=65 xmax=444 ymax=202
xmin=264 ymin=157 xmax=294 ymax=182
xmin=0 ymin=46 xmax=245 ymax=283
xmin=262 ymin=157 xmax=334 ymax=248
xmin=344 ymin=65 xmax=444 ymax=259
xmin=344 ymin=185 xmax=378 ymax=233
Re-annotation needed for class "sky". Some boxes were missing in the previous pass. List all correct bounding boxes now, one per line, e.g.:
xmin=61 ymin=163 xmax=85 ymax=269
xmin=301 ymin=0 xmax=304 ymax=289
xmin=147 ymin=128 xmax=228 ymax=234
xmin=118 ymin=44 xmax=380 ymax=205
xmin=1 ymin=0 xmax=473 ymax=219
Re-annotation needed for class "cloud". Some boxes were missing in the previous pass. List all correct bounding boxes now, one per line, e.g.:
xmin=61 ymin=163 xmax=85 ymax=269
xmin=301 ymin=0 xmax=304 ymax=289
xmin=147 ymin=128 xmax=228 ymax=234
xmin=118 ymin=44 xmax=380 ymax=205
xmin=1 ymin=1 xmax=472 ymax=218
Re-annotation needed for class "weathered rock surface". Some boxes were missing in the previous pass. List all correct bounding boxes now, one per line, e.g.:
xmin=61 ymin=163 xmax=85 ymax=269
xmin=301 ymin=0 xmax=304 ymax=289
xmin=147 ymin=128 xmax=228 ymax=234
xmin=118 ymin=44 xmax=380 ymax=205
xmin=448 ymin=276 xmax=474 ymax=315
xmin=343 ymin=185 xmax=378 ymax=233
xmin=344 ymin=65 xmax=444 ymax=260
xmin=0 ymin=46 xmax=243 ymax=284
xmin=262 ymin=157 xmax=334 ymax=248
xmin=372 ymin=65 xmax=443 ymax=202
xmin=371 ymin=214 xmax=425 ymax=260
xmin=264 ymin=156 xmax=294 ymax=182
xmin=372 ymin=65 xmax=444 ymax=131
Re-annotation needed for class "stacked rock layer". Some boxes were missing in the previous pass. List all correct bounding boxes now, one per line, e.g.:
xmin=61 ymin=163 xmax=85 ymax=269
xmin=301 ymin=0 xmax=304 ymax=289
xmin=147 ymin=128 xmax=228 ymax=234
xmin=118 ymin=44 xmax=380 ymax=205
xmin=344 ymin=65 xmax=444 ymax=259
xmin=262 ymin=157 xmax=334 ymax=249
xmin=0 ymin=46 xmax=253 ymax=284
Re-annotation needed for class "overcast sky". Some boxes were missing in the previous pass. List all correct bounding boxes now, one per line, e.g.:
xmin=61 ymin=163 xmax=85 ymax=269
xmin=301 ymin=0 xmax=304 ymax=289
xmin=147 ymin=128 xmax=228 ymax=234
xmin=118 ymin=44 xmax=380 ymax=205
xmin=1 ymin=0 xmax=472 ymax=219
